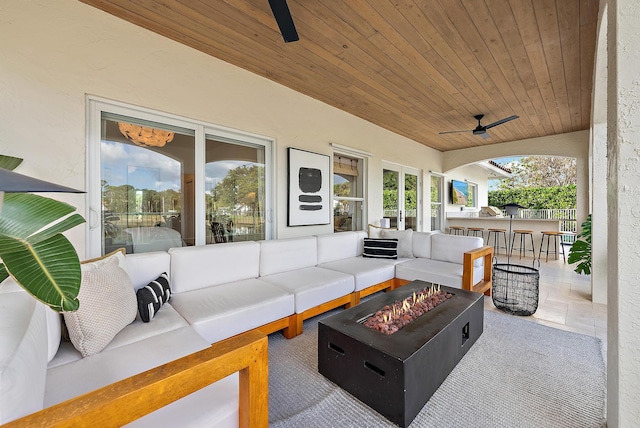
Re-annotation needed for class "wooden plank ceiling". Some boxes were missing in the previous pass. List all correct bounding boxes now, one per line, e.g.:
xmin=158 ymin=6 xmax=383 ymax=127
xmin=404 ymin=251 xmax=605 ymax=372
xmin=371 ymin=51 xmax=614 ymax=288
xmin=80 ymin=0 xmax=599 ymax=152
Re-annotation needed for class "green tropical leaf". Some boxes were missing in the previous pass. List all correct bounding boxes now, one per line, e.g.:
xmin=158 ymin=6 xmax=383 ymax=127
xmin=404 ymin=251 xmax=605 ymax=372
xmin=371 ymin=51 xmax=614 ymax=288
xmin=568 ymin=214 xmax=592 ymax=275
xmin=0 ymin=154 xmax=23 ymax=171
xmin=0 ymin=193 xmax=78 ymax=239
xmin=0 ymin=263 xmax=8 ymax=282
xmin=27 ymin=213 xmax=85 ymax=244
xmin=0 ymin=192 xmax=84 ymax=312
xmin=0 ymin=233 xmax=80 ymax=312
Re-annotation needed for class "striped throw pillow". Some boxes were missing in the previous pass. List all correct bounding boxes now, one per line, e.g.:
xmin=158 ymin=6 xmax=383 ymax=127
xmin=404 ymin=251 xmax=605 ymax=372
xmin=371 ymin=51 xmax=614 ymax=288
xmin=136 ymin=273 xmax=171 ymax=323
xmin=363 ymin=238 xmax=398 ymax=259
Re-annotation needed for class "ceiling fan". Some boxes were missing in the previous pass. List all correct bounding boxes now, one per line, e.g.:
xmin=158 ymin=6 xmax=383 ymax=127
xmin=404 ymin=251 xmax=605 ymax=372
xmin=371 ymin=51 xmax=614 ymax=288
xmin=268 ymin=0 xmax=299 ymax=43
xmin=439 ymin=114 xmax=519 ymax=139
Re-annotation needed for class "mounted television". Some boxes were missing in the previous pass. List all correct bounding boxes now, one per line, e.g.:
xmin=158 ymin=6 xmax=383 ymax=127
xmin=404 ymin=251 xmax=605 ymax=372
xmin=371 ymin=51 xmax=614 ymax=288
xmin=450 ymin=179 xmax=469 ymax=205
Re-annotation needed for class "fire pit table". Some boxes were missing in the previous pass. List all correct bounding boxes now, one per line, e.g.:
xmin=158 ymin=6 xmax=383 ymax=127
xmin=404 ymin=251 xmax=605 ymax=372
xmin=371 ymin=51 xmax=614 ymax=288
xmin=318 ymin=280 xmax=484 ymax=427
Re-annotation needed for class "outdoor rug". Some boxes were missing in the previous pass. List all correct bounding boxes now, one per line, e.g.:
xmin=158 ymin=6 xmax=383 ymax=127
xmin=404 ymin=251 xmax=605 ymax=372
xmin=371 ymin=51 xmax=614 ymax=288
xmin=268 ymin=309 xmax=606 ymax=428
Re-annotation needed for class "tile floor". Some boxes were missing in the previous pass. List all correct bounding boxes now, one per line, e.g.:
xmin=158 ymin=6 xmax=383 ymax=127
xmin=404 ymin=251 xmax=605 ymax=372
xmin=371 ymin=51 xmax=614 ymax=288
xmin=484 ymin=250 xmax=607 ymax=350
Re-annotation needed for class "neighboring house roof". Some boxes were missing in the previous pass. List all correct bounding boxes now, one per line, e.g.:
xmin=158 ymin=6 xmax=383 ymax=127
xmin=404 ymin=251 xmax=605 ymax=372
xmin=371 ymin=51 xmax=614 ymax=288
xmin=488 ymin=160 xmax=512 ymax=174
xmin=476 ymin=160 xmax=512 ymax=178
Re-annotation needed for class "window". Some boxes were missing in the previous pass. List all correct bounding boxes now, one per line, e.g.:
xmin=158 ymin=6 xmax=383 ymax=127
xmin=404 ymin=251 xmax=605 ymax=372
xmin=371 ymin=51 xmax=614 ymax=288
xmin=333 ymin=154 xmax=364 ymax=232
xmin=430 ymin=175 xmax=443 ymax=231
xmin=88 ymin=98 xmax=273 ymax=257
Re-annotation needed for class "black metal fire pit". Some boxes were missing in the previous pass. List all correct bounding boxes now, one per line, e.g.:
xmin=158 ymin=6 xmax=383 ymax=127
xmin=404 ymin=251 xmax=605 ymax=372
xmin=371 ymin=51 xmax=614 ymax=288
xmin=318 ymin=280 xmax=484 ymax=427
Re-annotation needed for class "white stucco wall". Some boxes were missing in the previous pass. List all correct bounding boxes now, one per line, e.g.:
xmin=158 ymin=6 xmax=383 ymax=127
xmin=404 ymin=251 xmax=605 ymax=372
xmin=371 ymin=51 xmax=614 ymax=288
xmin=591 ymin=2 xmax=609 ymax=306
xmin=607 ymin=0 xmax=640 ymax=426
xmin=443 ymin=164 xmax=491 ymax=215
xmin=0 ymin=0 xmax=443 ymax=257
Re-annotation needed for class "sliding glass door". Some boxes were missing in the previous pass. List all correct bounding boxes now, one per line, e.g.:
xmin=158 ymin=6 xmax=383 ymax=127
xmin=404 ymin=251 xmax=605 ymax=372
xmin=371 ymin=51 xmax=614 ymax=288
xmin=88 ymin=98 xmax=273 ymax=257
xmin=205 ymin=137 xmax=266 ymax=243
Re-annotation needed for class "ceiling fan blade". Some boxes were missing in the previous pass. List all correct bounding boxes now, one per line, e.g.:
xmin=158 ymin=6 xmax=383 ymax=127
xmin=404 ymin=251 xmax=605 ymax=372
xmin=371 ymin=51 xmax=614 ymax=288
xmin=268 ymin=0 xmax=299 ymax=43
xmin=438 ymin=130 xmax=472 ymax=135
xmin=484 ymin=115 xmax=519 ymax=130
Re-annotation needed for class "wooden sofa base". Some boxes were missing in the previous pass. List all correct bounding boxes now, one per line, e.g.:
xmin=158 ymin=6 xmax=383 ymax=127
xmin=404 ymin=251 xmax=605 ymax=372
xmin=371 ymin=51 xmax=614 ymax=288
xmin=463 ymin=245 xmax=494 ymax=296
xmin=282 ymin=293 xmax=354 ymax=339
xmin=346 ymin=278 xmax=401 ymax=307
xmin=273 ymin=247 xmax=495 ymax=340
xmin=4 ymin=330 xmax=269 ymax=428
xmin=281 ymin=278 xmax=409 ymax=339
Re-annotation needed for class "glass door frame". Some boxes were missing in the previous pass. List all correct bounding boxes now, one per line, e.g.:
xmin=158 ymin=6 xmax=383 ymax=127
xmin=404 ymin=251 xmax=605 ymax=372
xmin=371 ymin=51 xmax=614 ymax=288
xmin=429 ymin=173 xmax=444 ymax=232
xmin=381 ymin=161 xmax=421 ymax=231
xmin=87 ymin=96 xmax=274 ymax=258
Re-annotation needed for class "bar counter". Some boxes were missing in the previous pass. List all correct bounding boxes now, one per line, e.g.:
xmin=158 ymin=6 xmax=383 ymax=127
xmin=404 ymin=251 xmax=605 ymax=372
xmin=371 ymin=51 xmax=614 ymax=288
xmin=446 ymin=215 xmax=561 ymax=256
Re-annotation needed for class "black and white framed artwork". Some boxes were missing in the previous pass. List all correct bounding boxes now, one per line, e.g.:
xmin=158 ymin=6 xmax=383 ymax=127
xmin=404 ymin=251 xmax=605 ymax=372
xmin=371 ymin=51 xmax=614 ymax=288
xmin=288 ymin=147 xmax=331 ymax=226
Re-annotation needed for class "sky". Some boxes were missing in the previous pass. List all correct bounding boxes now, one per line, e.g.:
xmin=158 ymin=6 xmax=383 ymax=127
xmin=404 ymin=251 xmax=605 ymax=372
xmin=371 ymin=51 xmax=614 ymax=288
xmin=101 ymin=141 xmax=249 ymax=193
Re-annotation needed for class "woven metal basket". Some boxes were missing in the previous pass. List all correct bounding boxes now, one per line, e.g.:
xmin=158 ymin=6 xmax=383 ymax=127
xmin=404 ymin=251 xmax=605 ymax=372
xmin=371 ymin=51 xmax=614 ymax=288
xmin=492 ymin=263 xmax=540 ymax=316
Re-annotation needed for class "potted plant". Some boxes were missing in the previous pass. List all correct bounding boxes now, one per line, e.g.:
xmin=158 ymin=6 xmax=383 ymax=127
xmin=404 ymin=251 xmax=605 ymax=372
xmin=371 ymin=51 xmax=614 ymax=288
xmin=567 ymin=214 xmax=592 ymax=275
xmin=0 ymin=154 xmax=85 ymax=311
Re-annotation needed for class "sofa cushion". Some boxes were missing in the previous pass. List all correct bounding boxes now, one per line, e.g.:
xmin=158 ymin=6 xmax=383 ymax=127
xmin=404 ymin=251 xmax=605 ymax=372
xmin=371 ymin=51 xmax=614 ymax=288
xmin=260 ymin=267 xmax=354 ymax=313
xmin=45 ymin=326 xmax=210 ymax=408
xmin=169 ymin=278 xmax=294 ymax=344
xmin=395 ymin=258 xmax=485 ymax=288
xmin=169 ymin=242 xmax=260 ymax=293
xmin=49 ymin=303 xmax=189 ymax=369
xmin=82 ymin=247 xmax=127 ymax=270
xmin=431 ymin=234 xmax=484 ymax=266
xmin=316 ymin=232 xmax=360 ymax=264
xmin=412 ymin=231 xmax=438 ymax=259
xmin=0 ymin=290 xmax=48 ymax=424
xmin=355 ymin=230 xmax=368 ymax=255
xmin=136 ymin=273 xmax=171 ymax=322
xmin=63 ymin=257 xmax=137 ymax=357
xmin=259 ymin=236 xmax=317 ymax=277
xmin=45 ymin=306 xmax=62 ymax=363
xmin=318 ymin=257 xmax=397 ymax=292
xmin=381 ymin=229 xmax=414 ymax=258
xmin=362 ymin=238 xmax=398 ymax=259
xmin=123 ymin=251 xmax=171 ymax=291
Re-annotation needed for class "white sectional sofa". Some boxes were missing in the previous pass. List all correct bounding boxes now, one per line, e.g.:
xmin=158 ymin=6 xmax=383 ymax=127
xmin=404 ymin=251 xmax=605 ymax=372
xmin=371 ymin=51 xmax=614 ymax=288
xmin=168 ymin=241 xmax=295 ymax=343
xmin=0 ymin=251 xmax=256 ymax=428
xmin=0 ymin=230 xmax=492 ymax=426
xmin=396 ymin=232 xmax=490 ymax=290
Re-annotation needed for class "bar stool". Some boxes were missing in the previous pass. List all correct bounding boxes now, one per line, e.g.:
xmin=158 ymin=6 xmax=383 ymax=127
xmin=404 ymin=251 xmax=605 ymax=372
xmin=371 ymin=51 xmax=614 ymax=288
xmin=510 ymin=229 xmax=536 ymax=260
xmin=449 ymin=226 xmax=465 ymax=235
xmin=539 ymin=231 xmax=566 ymax=262
xmin=466 ymin=227 xmax=484 ymax=239
xmin=486 ymin=228 xmax=508 ymax=255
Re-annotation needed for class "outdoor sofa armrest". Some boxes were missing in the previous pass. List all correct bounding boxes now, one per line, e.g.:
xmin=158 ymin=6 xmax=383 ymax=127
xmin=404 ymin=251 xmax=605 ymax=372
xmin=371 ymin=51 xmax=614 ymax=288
xmin=3 ymin=330 xmax=269 ymax=428
xmin=462 ymin=245 xmax=494 ymax=296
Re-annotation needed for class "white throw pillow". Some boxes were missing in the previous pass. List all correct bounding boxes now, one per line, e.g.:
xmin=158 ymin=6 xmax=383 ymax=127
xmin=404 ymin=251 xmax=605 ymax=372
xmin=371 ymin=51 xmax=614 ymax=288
xmin=381 ymin=229 xmax=414 ymax=258
xmin=63 ymin=256 xmax=137 ymax=357
xmin=367 ymin=224 xmax=397 ymax=239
